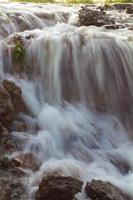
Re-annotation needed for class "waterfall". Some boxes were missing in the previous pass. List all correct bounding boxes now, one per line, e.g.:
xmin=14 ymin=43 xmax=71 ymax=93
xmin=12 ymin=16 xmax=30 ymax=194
xmin=0 ymin=3 xmax=133 ymax=200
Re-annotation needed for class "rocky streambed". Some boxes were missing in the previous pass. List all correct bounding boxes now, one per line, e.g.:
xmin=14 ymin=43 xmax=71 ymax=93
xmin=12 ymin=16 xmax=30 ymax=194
xmin=0 ymin=2 xmax=133 ymax=200
xmin=0 ymin=79 xmax=129 ymax=200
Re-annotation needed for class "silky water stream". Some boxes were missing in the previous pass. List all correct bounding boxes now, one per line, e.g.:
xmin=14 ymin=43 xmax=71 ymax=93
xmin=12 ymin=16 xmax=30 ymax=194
xmin=0 ymin=3 xmax=133 ymax=199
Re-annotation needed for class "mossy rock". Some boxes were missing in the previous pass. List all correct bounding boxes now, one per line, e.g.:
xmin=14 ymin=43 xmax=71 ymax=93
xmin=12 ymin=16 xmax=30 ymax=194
xmin=12 ymin=42 xmax=25 ymax=64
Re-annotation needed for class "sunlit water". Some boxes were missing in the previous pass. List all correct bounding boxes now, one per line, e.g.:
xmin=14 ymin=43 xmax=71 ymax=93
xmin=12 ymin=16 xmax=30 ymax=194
xmin=0 ymin=3 xmax=133 ymax=200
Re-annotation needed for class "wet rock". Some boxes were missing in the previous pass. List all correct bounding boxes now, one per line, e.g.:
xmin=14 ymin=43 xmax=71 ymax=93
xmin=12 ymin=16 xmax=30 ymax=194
xmin=10 ymin=167 xmax=26 ymax=177
xmin=0 ymin=135 xmax=16 ymax=152
xmin=112 ymin=3 xmax=133 ymax=10
xmin=13 ymin=35 xmax=24 ymax=45
xmin=128 ymin=26 xmax=133 ymax=30
xmin=0 ymin=147 xmax=27 ymax=200
xmin=13 ymin=152 xmax=41 ymax=171
xmin=104 ymin=24 xmax=119 ymax=29
xmin=0 ymin=125 xmax=8 ymax=136
xmin=11 ymin=120 xmax=27 ymax=132
xmin=126 ymin=7 xmax=133 ymax=14
xmin=97 ymin=6 xmax=105 ymax=12
xmin=0 ymin=175 xmax=27 ymax=200
xmin=0 ymin=157 xmax=15 ymax=170
xmin=2 ymin=80 xmax=25 ymax=115
xmin=108 ymin=154 xmax=131 ymax=175
xmin=0 ymin=184 xmax=11 ymax=200
xmin=79 ymin=7 xmax=115 ymax=27
xmin=0 ymin=156 xmax=25 ymax=172
xmin=36 ymin=175 xmax=83 ymax=200
xmin=0 ymin=127 xmax=16 ymax=153
xmin=11 ymin=158 xmax=21 ymax=168
xmin=0 ymin=80 xmax=25 ymax=129
xmin=9 ymin=181 xmax=27 ymax=200
xmin=85 ymin=179 xmax=130 ymax=200
xmin=103 ymin=5 xmax=113 ymax=11
xmin=0 ymin=84 xmax=14 ymax=128
xmin=0 ymin=155 xmax=26 ymax=176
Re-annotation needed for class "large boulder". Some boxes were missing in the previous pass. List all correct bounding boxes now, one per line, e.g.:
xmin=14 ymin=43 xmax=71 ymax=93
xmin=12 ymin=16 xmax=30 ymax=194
xmin=36 ymin=175 xmax=83 ymax=200
xmin=79 ymin=7 xmax=115 ymax=27
xmin=0 ymin=80 xmax=25 ymax=129
xmin=85 ymin=179 xmax=130 ymax=200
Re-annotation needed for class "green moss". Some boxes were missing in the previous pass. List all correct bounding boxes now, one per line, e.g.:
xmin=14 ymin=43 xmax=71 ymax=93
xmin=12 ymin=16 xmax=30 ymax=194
xmin=12 ymin=42 xmax=25 ymax=64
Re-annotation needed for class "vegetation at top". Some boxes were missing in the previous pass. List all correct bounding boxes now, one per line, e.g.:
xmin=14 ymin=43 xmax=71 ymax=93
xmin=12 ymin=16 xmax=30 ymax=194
xmin=11 ymin=0 xmax=133 ymax=3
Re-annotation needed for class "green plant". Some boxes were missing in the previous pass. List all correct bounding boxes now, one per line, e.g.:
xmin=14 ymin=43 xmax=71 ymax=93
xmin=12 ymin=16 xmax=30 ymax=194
xmin=13 ymin=42 xmax=25 ymax=64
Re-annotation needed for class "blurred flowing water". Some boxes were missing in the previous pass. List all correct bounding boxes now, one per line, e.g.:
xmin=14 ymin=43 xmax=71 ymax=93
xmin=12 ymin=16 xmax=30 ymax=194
xmin=0 ymin=3 xmax=133 ymax=199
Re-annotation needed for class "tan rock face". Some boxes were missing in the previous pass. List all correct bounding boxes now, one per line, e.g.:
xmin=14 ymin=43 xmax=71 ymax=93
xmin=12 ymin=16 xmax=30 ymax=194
xmin=0 ymin=80 xmax=25 ymax=129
